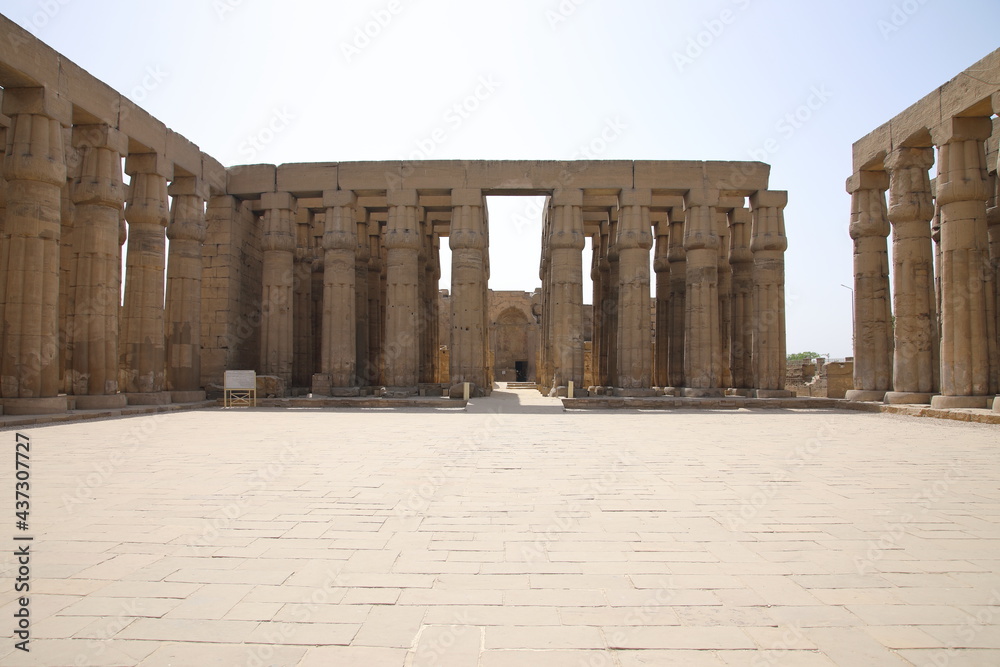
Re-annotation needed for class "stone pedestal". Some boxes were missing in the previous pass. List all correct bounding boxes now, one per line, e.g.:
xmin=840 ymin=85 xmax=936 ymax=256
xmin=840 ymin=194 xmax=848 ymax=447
xmin=120 ymin=152 xmax=172 ymax=399
xmin=883 ymin=391 xmax=933 ymax=405
xmin=2 ymin=397 xmax=69 ymax=415
xmin=170 ymin=391 xmax=206 ymax=403
xmin=847 ymin=172 xmax=893 ymax=401
xmin=845 ymin=390 xmax=889 ymax=402
xmin=125 ymin=391 xmax=171 ymax=406
xmin=931 ymin=395 xmax=991 ymax=409
xmin=74 ymin=394 xmax=128 ymax=409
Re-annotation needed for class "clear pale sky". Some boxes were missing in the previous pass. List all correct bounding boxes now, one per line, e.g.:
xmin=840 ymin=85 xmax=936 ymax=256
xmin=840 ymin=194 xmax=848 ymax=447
xmin=5 ymin=0 xmax=999 ymax=359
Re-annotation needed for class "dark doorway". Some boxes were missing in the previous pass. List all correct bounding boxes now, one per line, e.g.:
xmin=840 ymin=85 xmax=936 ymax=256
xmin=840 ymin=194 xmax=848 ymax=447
xmin=515 ymin=361 xmax=528 ymax=382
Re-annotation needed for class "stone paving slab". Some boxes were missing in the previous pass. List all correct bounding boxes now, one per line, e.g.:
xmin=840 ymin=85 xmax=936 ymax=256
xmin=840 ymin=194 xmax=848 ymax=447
xmin=0 ymin=386 xmax=998 ymax=665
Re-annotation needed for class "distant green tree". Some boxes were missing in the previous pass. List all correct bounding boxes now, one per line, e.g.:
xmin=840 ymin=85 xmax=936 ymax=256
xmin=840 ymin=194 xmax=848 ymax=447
xmin=787 ymin=351 xmax=821 ymax=362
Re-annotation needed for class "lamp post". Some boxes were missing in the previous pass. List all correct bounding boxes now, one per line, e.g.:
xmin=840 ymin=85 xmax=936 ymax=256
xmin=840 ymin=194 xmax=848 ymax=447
xmin=840 ymin=283 xmax=854 ymax=354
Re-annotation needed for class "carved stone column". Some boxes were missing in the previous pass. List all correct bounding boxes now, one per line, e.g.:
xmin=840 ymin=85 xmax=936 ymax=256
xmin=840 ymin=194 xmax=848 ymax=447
xmin=683 ymin=189 xmax=724 ymax=396
xmin=728 ymin=207 xmax=754 ymax=390
xmin=930 ymin=117 xmax=996 ymax=408
xmin=884 ymin=147 xmax=939 ymax=404
xmin=66 ymin=124 xmax=127 ymax=409
xmin=615 ymin=189 xmax=653 ymax=393
xmin=749 ymin=190 xmax=792 ymax=397
xmin=366 ymin=215 xmax=384 ymax=387
xmin=653 ymin=217 xmax=670 ymax=388
xmin=548 ymin=189 xmax=586 ymax=394
xmin=120 ymin=151 xmax=172 ymax=404
xmin=716 ymin=203 xmax=736 ymax=390
xmin=165 ymin=175 xmax=208 ymax=402
xmin=383 ymin=189 xmax=421 ymax=394
xmin=666 ymin=213 xmax=686 ymax=390
xmin=259 ymin=191 xmax=296 ymax=388
xmin=449 ymin=189 xmax=489 ymax=395
xmin=0 ymin=87 xmax=70 ymax=414
xmin=319 ymin=190 xmax=358 ymax=395
xmin=354 ymin=205 xmax=370 ymax=388
xmin=845 ymin=171 xmax=893 ymax=401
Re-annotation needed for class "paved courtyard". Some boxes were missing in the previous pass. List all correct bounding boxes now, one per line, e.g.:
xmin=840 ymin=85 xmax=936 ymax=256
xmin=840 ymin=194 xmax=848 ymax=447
xmin=2 ymin=386 xmax=999 ymax=666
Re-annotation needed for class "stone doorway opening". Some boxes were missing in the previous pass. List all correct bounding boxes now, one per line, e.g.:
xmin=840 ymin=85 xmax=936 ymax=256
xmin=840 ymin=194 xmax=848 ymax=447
xmin=515 ymin=361 xmax=529 ymax=382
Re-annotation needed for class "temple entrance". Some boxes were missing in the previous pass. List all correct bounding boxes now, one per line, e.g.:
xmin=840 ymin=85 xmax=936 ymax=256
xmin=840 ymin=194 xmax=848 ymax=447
xmin=515 ymin=361 xmax=528 ymax=382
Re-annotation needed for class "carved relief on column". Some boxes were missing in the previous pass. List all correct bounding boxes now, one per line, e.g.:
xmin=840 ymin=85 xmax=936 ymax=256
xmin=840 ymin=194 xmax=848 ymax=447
xmin=449 ymin=189 xmax=489 ymax=394
xmin=165 ymin=176 xmax=208 ymax=401
xmin=120 ymin=151 xmax=172 ymax=404
xmin=845 ymin=171 xmax=893 ymax=401
xmin=682 ymin=189 xmax=724 ymax=396
xmin=728 ymin=207 xmax=754 ymax=390
xmin=66 ymin=124 xmax=128 ymax=409
xmin=930 ymin=117 xmax=996 ymax=407
xmin=0 ymin=87 xmax=71 ymax=413
xmin=749 ymin=190 xmax=791 ymax=397
xmin=548 ymin=189 xmax=586 ymax=394
xmin=615 ymin=189 xmax=653 ymax=393
xmin=259 ymin=191 xmax=296 ymax=388
xmin=319 ymin=190 xmax=358 ymax=394
xmin=383 ymin=189 xmax=421 ymax=393
xmin=884 ymin=147 xmax=939 ymax=403
xmin=666 ymin=212 xmax=686 ymax=390
xmin=653 ymin=217 xmax=670 ymax=389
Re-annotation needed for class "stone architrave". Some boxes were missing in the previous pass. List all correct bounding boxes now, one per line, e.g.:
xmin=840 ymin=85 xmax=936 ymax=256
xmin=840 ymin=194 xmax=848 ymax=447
xmin=450 ymin=189 xmax=489 ymax=393
xmin=383 ymin=189 xmax=421 ymax=393
xmin=930 ymin=117 xmax=996 ymax=408
xmin=749 ymin=190 xmax=791 ymax=397
xmin=548 ymin=189 xmax=586 ymax=392
xmin=653 ymin=217 xmax=670 ymax=388
xmin=0 ymin=87 xmax=71 ymax=414
xmin=615 ymin=189 xmax=653 ymax=392
xmin=66 ymin=124 xmax=128 ymax=409
xmin=682 ymin=189 xmax=724 ymax=396
xmin=120 ymin=151 xmax=172 ymax=404
xmin=884 ymin=147 xmax=939 ymax=404
xmin=845 ymin=171 xmax=893 ymax=401
xmin=165 ymin=176 xmax=208 ymax=402
xmin=728 ymin=207 xmax=754 ymax=390
xmin=260 ymin=191 xmax=296 ymax=386
xmin=666 ymin=212 xmax=686 ymax=389
xmin=320 ymin=190 xmax=358 ymax=393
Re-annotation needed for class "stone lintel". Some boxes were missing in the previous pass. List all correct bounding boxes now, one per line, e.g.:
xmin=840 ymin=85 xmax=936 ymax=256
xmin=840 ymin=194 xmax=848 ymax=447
xmin=167 ymin=129 xmax=202 ymax=179
xmin=261 ymin=191 xmax=295 ymax=211
xmin=227 ymin=164 xmax=277 ymax=197
xmin=750 ymin=190 xmax=788 ymax=211
xmin=323 ymin=189 xmax=357 ymax=208
xmin=930 ymin=116 xmax=993 ymax=146
xmin=202 ymin=154 xmax=228 ymax=194
xmin=846 ymin=171 xmax=889 ymax=194
xmin=125 ymin=151 xmax=173 ymax=179
xmin=1 ymin=86 xmax=72 ymax=125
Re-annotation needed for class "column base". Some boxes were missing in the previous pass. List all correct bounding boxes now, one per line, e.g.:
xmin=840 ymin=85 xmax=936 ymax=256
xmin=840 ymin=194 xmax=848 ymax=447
xmin=170 ymin=391 xmax=207 ymax=403
xmin=844 ymin=390 xmax=887 ymax=402
xmin=993 ymin=396 xmax=1000 ymax=414
xmin=682 ymin=388 xmax=725 ymax=398
xmin=662 ymin=387 xmax=681 ymax=397
xmin=883 ymin=391 xmax=934 ymax=405
xmin=418 ymin=383 xmax=446 ymax=397
xmin=385 ymin=386 xmax=419 ymax=398
xmin=1 ymin=397 xmax=68 ymax=415
xmin=125 ymin=392 xmax=172 ymax=406
xmin=930 ymin=395 xmax=991 ymax=410
xmin=753 ymin=389 xmax=795 ymax=399
xmin=613 ymin=388 xmax=659 ymax=397
xmin=728 ymin=389 xmax=754 ymax=397
xmin=74 ymin=394 xmax=128 ymax=410
xmin=311 ymin=373 xmax=331 ymax=396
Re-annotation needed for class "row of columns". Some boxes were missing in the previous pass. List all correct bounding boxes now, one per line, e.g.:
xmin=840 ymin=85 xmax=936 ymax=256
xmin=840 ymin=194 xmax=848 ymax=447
xmin=539 ymin=188 xmax=789 ymax=397
xmin=848 ymin=116 xmax=1000 ymax=408
xmin=0 ymin=86 xmax=208 ymax=414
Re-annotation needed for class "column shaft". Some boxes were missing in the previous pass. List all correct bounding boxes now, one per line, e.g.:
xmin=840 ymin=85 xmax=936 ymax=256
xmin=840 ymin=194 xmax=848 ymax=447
xmin=260 ymin=192 xmax=296 ymax=386
xmin=750 ymin=191 xmax=790 ymax=395
xmin=729 ymin=207 xmax=754 ymax=389
xmin=354 ymin=209 xmax=370 ymax=386
xmin=666 ymin=215 xmax=686 ymax=388
xmin=548 ymin=191 xmax=585 ymax=391
xmin=321 ymin=190 xmax=357 ymax=388
xmin=615 ymin=190 xmax=653 ymax=390
xmin=449 ymin=189 xmax=489 ymax=392
xmin=653 ymin=218 xmax=670 ymax=388
xmin=384 ymin=190 xmax=421 ymax=390
xmin=683 ymin=191 xmax=723 ymax=395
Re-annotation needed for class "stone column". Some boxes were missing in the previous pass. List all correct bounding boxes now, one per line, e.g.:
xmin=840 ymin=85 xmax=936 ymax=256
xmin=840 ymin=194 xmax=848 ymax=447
xmin=422 ymin=229 xmax=441 ymax=386
xmin=884 ymin=147 xmax=939 ymax=404
xmin=548 ymin=189 xmax=586 ymax=393
xmin=367 ymin=216 xmax=385 ymax=387
xmin=596 ymin=221 xmax=613 ymax=388
xmin=749 ymin=190 xmax=792 ymax=397
xmin=592 ymin=224 xmax=610 ymax=388
xmin=989 ymin=161 xmax=1000 ymax=409
xmin=60 ymin=135 xmax=77 ymax=394
xmin=259 ymin=191 xmax=296 ymax=388
xmin=0 ymin=88 xmax=70 ymax=414
xmin=729 ymin=207 xmax=754 ymax=390
xmin=384 ymin=189 xmax=421 ymax=394
xmin=318 ymin=190 xmax=358 ymax=395
xmin=682 ymin=189 xmax=724 ymax=397
xmin=845 ymin=172 xmax=893 ymax=401
xmin=538 ymin=228 xmax=552 ymax=391
xmin=605 ymin=209 xmax=620 ymax=388
xmin=716 ymin=204 xmax=735 ymax=390
xmin=164 ymin=175 xmax=207 ymax=402
xmin=666 ymin=212 xmax=686 ymax=390
xmin=449 ymin=189 xmax=489 ymax=395
xmin=120 ymin=152 xmax=172 ymax=404
xmin=65 ymin=124 xmax=128 ymax=409
xmin=930 ymin=117 xmax=996 ymax=408
xmin=615 ymin=189 xmax=654 ymax=393
xmin=292 ymin=223 xmax=314 ymax=389
xmin=653 ymin=217 xmax=670 ymax=389
xmin=354 ymin=205 xmax=370 ymax=387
